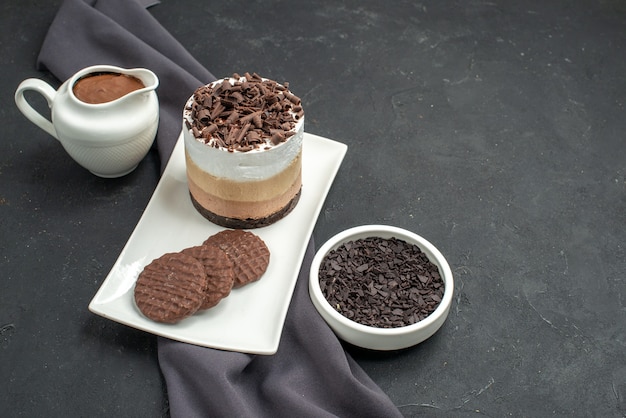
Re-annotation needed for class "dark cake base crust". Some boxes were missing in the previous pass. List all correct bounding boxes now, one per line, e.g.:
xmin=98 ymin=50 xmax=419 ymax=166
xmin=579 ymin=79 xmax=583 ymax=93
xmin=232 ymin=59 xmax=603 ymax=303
xmin=189 ymin=188 xmax=302 ymax=229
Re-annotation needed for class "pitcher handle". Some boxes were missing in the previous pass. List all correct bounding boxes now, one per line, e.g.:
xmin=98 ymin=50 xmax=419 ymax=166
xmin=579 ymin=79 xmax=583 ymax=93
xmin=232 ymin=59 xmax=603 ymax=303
xmin=14 ymin=79 xmax=58 ymax=140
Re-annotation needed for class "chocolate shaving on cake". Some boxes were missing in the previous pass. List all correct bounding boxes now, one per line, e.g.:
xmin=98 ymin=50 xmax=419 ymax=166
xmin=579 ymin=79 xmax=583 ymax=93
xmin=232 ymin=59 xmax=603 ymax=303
xmin=186 ymin=73 xmax=302 ymax=152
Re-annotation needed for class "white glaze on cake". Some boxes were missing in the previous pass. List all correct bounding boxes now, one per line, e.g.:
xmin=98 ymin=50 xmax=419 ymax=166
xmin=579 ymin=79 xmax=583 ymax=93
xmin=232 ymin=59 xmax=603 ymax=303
xmin=182 ymin=114 xmax=304 ymax=181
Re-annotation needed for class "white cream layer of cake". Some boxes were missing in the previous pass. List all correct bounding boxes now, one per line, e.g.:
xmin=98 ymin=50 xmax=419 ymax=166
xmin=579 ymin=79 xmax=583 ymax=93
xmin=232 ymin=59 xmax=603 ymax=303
xmin=182 ymin=117 xmax=304 ymax=181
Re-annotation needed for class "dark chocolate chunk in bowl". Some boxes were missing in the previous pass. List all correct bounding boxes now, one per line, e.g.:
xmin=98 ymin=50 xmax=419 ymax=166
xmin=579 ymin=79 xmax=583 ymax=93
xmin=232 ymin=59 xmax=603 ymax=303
xmin=308 ymin=225 xmax=454 ymax=351
xmin=319 ymin=236 xmax=444 ymax=328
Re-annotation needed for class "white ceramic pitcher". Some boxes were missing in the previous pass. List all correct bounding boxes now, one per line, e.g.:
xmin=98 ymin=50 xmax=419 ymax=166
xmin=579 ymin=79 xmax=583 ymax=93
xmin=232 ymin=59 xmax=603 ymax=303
xmin=15 ymin=65 xmax=159 ymax=178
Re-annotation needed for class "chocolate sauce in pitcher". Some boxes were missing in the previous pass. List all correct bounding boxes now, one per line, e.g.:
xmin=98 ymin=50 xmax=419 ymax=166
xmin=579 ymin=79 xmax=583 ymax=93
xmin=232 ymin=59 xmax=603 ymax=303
xmin=73 ymin=72 xmax=145 ymax=104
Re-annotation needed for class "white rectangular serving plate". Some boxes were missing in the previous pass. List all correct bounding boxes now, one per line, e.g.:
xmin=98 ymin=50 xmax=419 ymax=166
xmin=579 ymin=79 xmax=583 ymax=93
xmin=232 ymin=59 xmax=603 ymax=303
xmin=89 ymin=132 xmax=347 ymax=355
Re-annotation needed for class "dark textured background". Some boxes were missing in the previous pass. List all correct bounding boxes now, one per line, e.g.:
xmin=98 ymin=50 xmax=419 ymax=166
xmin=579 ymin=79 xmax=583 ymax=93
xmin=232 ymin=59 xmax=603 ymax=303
xmin=1 ymin=0 xmax=625 ymax=416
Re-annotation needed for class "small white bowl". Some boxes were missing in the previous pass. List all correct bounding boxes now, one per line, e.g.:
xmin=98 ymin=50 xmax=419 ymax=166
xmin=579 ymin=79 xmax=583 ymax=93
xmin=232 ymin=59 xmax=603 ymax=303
xmin=309 ymin=225 xmax=454 ymax=350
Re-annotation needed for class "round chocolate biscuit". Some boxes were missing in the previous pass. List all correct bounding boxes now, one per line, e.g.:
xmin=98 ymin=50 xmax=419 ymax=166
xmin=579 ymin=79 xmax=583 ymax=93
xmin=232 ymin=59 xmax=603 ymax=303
xmin=181 ymin=244 xmax=235 ymax=309
xmin=204 ymin=229 xmax=270 ymax=288
xmin=134 ymin=252 xmax=207 ymax=323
